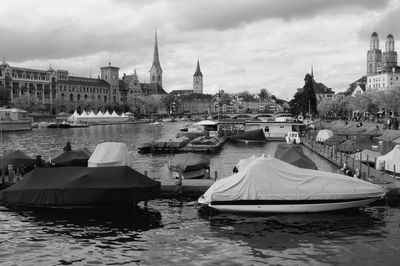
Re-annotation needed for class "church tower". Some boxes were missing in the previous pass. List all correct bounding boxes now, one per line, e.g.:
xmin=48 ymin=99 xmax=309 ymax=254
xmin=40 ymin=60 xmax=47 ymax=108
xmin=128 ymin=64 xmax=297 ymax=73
xmin=383 ymin=34 xmax=397 ymax=70
xmin=149 ymin=31 xmax=163 ymax=88
xmin=193 ymin=59 xmax=203 ymax=94
xmin=367 ymin=32 xmax=382 ymax=75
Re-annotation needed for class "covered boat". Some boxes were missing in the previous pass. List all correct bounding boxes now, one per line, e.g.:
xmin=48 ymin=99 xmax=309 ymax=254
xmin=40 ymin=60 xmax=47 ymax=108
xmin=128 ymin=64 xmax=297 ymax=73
xmin=274 ymin=143 xmax=317 ymax=170
xmin=227 ymin=129 xmax=267 ymax=142
xmin=88 ymin=142 xmax=132 ymax=167
xmin=198 ymin=155 xmax=386 ymax=213
xmin=169 ymin=153 xmax=210 ymax=179
xmin=49 ymin=142 xmax=92 ymax=167
xmin=0 ymin=166 xmax=160 ymax=208
xmin=0 ymin=150 xmax=38 ymax=174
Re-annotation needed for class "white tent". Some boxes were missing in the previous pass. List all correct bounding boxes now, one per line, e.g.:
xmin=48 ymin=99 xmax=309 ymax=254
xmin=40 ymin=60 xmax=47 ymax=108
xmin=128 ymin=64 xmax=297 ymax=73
xmin=104 ymin=110 xmax=111 ymax=117
xmin=88 ymin=142 xmax=132 ymax=167
xmin=96 ymin=111 xmax=104 ymax=117
xmin=80 ymin=111 xmax=88 ymax=118
xmin=111 ymin=111 xmax=119 ymax=117
xmin=376 ymin=145 xmax=400 ymax=173
xmin=316 ymin=129 xmax=333 ymax=143
xmin=200 ymin=155 xmax=385 ymax=204
xmin=88 ymin=110 xmax=96 ymax=118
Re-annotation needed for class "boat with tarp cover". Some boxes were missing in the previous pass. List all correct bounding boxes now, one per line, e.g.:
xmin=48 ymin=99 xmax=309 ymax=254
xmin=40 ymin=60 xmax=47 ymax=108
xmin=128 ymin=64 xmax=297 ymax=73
xmin=0 ymin=142 xmax=160 ymax=208
xmin=274 ymin=143 xmax=317 ymax=170
xmin=169 ymin=153 xmax=210 ymax=179
xmin=198 ymin=155 xmax=386 ymax=213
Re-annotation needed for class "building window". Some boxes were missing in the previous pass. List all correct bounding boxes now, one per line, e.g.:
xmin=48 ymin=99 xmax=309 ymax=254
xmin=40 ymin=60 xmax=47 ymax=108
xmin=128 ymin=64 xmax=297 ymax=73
xmin=69 ymin=94 xmax=74 ymax=102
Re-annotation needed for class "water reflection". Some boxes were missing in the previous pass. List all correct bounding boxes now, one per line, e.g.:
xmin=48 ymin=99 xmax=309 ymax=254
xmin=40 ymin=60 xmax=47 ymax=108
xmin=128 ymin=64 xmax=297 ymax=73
xmin=198 ymin=207 xmax=388 ymax=264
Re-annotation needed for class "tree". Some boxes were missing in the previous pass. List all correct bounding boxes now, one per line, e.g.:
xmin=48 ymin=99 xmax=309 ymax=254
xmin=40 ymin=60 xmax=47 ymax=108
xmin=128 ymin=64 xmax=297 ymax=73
xmin=238 ymin=90 xmax=255 ymax=102
xmin=258 ymin=88 xmax=269 ymax=101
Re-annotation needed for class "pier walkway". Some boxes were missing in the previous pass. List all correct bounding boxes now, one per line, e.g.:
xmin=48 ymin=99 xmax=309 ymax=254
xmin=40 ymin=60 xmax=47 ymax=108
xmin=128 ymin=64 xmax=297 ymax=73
xmin=302 ymin=138 xmax=400 ymax=200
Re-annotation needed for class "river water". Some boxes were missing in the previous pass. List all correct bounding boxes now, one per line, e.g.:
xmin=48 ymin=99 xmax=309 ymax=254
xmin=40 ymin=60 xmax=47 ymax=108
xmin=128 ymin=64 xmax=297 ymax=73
xmin=0 ymin=122 xmax=399 ymax=265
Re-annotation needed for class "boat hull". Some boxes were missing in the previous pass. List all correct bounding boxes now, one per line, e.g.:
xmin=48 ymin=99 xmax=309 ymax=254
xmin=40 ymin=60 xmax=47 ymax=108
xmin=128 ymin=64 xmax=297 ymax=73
xmin=204 ymin=197 xmax=382 ymax=213
xmin=172 ymin=169 xmax=207 ymax=179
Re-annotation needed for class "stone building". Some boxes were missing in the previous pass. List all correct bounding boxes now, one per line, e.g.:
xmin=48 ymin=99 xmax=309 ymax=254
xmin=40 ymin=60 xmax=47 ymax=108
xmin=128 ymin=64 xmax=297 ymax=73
xmin=0 ymin=32 xmax=167 ymax=113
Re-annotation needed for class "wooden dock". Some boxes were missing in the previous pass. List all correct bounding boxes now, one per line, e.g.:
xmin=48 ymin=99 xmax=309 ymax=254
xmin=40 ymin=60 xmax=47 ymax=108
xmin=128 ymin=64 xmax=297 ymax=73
xmin=160 ymin=179 xmax=214 ymax=198
xmin=302 ymin=138 xmax=400 ymax=200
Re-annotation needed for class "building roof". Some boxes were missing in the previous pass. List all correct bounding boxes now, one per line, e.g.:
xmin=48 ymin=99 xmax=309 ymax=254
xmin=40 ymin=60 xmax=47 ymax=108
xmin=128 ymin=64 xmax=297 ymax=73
xmin=312 ymin=80 xmax=335 ymax=95
xmin=169 ymin=89 xmax=193 ymax=96
xmin=141 ymin=83 xmax=167 ymax=95
xmin=345 ymin=76 xmax=367 ymax=96
xmin=58 ymin=76 xmax=110 ymax=87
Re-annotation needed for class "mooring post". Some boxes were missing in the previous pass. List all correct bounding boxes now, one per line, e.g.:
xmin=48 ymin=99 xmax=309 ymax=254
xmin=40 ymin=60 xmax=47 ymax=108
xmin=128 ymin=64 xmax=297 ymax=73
xmin=352 ymin=154 xmax=355 ymax=169
xmin=36 ymin=155 xmax=42 ymax=168
xmin=359 ymin=152 xmax=362 ymax=173
xmin=1 ymin=168 xmax=5 ymax=183
xmin=393 ymin=165 xmax=396 ymax=178
xmin=144 ymin=171 xmax=148 ymax=176
xmin=367 ymin=155 xmax=370 ymax=179
xmin=214 ymin=170 xmax=218 ymax=180
xmin=178 ymin=172 xmax=183 ymax=196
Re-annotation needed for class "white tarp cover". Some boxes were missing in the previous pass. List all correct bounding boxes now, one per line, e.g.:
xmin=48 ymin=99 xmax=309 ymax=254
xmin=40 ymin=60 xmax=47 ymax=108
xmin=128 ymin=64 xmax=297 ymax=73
xmin=193 ymin=120 xmax=218 ymax=126
xmin=376 ymin=145 xmax=400 ymax=173
xmin=199 ymin=155 xmax=386 ymax=204
xmin=316 ymin=129 xmax=333 ymax=142
xmin=88 ymin=142 xmax=132 ymax=167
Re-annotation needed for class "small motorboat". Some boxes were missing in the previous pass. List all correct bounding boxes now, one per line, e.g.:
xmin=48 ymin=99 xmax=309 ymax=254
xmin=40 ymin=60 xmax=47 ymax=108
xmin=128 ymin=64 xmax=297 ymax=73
xmin=169 ymin=153 xmax=210 ymax=179
xmin=198 ymin=155 xmax=386 ymax=213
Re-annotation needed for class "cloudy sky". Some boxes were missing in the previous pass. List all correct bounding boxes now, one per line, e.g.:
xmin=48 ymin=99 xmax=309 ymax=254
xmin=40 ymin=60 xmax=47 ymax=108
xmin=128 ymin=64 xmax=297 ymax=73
xmin=1 ymin=0 xmax=400 ymax=99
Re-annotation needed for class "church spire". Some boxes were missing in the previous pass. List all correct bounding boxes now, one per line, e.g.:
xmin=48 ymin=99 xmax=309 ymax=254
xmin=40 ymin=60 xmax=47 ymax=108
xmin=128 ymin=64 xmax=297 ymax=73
xmin=149 ymin=30 xmax=163 ymax=87
xmin=194 ymin=59 xmax=203 ymax=77
xmin=152 ymin=30 xmax=162 ymax=72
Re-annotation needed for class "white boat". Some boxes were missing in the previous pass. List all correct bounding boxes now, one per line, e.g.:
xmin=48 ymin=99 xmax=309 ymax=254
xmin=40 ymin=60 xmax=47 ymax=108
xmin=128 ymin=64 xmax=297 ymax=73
xmin=153 ymin=121 xmax=164 ymax=126
xmin=198 ymin=155 xmax=386 ymax=213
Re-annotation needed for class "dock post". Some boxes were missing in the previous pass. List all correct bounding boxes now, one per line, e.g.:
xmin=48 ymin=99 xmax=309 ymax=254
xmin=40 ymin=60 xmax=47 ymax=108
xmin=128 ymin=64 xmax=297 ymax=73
xmin=178 ymin=172 xmax=183 ymax=196
xmin=359 ymin=152 xmax=362 ymax=173
xmin=393 ymin=165 xmax=396 ymax=178
xmin=36 ymin=155 xmax=42 ymax=167
xmin=1 ymin=168 xmax=4 ymax=183
xmin=352 ymin=155 xmax=355 ymax=169
xmin=367 ymin=155 xmax=370 ymax=179
xmin=214 ymin=170 xmax=218 ymax=180
xmin=340 ymin=152 xmax=342 ymax=166
xmin=144 ymin=171 xmax=148 ymax=176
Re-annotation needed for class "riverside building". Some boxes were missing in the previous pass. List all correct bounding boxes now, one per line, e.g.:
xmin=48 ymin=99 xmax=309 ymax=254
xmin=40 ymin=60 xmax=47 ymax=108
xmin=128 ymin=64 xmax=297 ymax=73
xmin=0 ymin=32 xmax=167 ymax=113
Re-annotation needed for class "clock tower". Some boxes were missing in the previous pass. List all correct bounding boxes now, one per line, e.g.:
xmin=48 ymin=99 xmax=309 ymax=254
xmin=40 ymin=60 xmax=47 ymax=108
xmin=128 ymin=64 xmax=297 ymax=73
xmin=193 ymin=59 xmax=203 ymax=94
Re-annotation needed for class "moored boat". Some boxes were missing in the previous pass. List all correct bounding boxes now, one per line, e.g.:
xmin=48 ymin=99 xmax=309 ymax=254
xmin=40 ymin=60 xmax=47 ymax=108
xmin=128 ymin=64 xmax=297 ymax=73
xmin=169 ymin=153 xmax=210 ymax=179
xmin=198 ymin=155 xmax=386 ymax=213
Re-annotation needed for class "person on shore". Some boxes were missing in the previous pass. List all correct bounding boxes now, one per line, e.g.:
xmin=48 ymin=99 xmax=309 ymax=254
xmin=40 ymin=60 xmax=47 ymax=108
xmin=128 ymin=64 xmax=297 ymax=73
xmin=233 ymin=165 xmax=239 ymax=173
xmin=340 ymin=162 xmax=354 ymax=177
xmin=354 ymin=168 xmax=361 ymax=179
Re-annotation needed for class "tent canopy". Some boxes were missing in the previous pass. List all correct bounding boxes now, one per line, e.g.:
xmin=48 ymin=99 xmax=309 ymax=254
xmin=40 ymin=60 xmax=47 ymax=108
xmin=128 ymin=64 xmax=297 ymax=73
xmin=199 ymin=155 xmax=386 ymax=204
xmin=88 ymin=142 xmax=132 ymax=167
xmin=376 ymin=144 xmax=400 ymax=173
xmin=316 ymin=129 xmax=333 ymax=142
xmin=274 ymin=143 xmax=317 ymax=170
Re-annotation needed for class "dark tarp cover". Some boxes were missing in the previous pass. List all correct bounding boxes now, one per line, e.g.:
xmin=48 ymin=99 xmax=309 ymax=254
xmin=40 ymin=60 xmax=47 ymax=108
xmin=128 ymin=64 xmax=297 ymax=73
xmin=227 ymin=129 xmax=267 ymax=142
xmin=190 ymin=136 xmax=219 ymax=146
xmin=274 ymin=143 xmax=318 ymax=170
xmin=0 ymin=166 xmax=160 ymax=207
xmin=0 ymin=150 xmax=38 ymax=173
xmin=336 ymin=140 xmax=371 ymax=153
xmin=50 ymin=149 xmax=92 ymax=167
xmin=324 ymin=135 xmax=347 ymax=146
xmin=169 ymin=153 xmax=210 ymax=172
